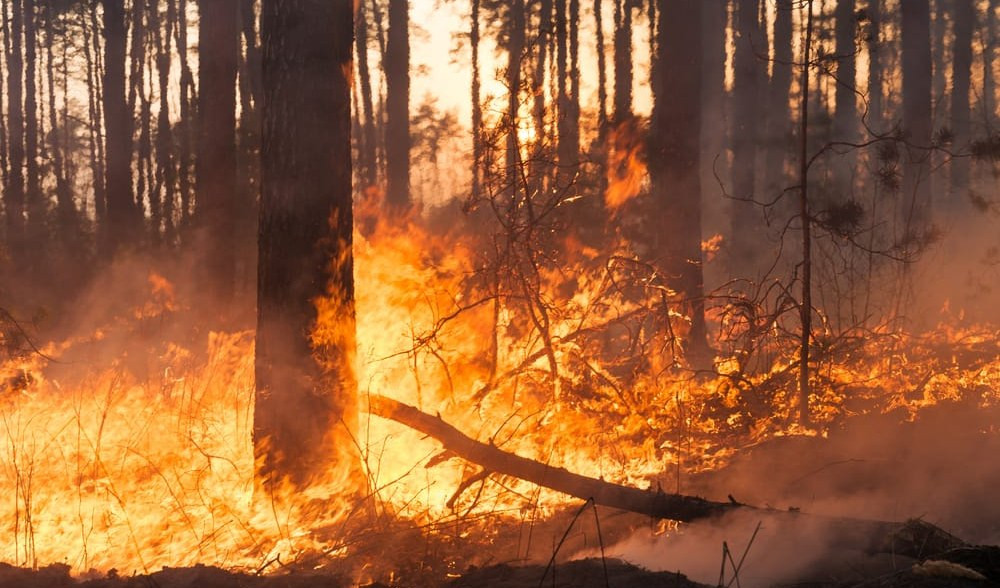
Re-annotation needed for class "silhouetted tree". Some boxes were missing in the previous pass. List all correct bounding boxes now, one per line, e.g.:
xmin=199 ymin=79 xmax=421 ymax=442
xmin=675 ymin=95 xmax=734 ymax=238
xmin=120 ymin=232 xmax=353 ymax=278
xmin=386 ymin=0 xmax=410 ymax=209
xmin=256 ymin=0 xmax=360 ymax=488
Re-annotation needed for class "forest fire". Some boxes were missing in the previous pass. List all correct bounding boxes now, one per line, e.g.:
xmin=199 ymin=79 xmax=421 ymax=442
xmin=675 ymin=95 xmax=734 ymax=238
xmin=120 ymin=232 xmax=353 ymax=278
xmin=1 ymin=0 xmax=1000 ymax=586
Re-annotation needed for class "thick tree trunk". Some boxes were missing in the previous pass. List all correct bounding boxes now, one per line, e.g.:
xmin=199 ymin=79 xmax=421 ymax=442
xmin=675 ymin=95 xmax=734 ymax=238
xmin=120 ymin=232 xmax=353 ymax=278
xmin=385 ymin=0 xmax=410 ymax=210
xmin=368 ymin=394 xmax=966 ymax=560
xmin=256 ymin=0 xmax=360 ymax=489
xmin=567 ymin=0 xmax=580 ymax=164
xmin=729 ymin=0 xmax=763 ymax=271
xmin=612 ymin=0 xmax=631 ymax=122
xmin=701 ymin=0 xmax=727 ymax=214
xmin=197 ymin=0 xmax=239 ymax=302
xmin=6 ymin=0 xmax=26 ymax=264
xmin=103 ymin=0 xmax=136 ymax=256
xmin=652 ymin=0 xmax=708 ymax=361
xmin=949 ymin=0 xmax=973 ymax=203
xmin=901 ymin=0 xmax=932 ymax=239
xmin=153 ymin=0 xmax=175 ymax=245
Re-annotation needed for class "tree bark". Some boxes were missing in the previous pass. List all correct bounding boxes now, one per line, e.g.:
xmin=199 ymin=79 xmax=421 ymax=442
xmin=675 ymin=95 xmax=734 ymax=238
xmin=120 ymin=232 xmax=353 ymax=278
xmin=368 ymin=394 xmax=966 ymax=560
xmin=24 ymin=0 xmax=42 ymax=257
xmin=763 ymin=0 xmax=793 ymax=197
xmin=256 ymin=0 xmax=360 ymax=489
xmin=197 ymin=0 xmax=239 ymax=302
xmin=594 ymin=0 xmax=607 ymax=136
xmin=651 ymin=0 xmax=708 ymax=361
xmin=103 ymin=0 xmax=136 ymax=256
xmin=901 ymin=0 xmax=932 ymax=239
xmin=45 ymin=0 xmax=75 ymax=246
xmin=6 ymin=0 xmax=26 ymax=264
xmin=470 ymin=0 xmax=482 ymax=200
xmin=729 ymin=0 xmax=763 ymax=271
xmin=505 ymin=0 xmax=525 ymax=181
xmin=385 ymin=0 xmax=410 ymax=210
xmin=612 ymin=0 xmax=631 ymax=122
xmin=949 ymin=0 xmax=973 ymax=202
xmin=866 ymin=0 xmax=882 ymax=131
xmin=356 ymin=0 xmax=377 ymax=190
xmin=832 ymin=0 xmax=857 ymax=198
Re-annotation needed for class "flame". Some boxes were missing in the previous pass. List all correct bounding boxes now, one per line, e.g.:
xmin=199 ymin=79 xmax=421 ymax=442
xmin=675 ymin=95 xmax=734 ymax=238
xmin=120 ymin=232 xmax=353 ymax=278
xmin=2 ymin=199 xmax=1000 ymax=578
xmin=604 ymin=121 xmax=647 ymax=210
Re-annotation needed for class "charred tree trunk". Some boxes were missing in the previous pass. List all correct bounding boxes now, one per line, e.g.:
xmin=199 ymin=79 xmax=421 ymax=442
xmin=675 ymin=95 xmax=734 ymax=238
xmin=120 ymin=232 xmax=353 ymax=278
xmin=177 ymin=0 xmax=194 ymax=233
xmin=256 ymin=0 xmax=360 ymax=489
xmin=385 ymin=0 xmax=410 ymax=210
xmin=764 ymin=0 xmax=793 ymax=197
xmin=833 ymin=0 xmax=857 ymax=199
xmin=651 ymin=0 xmax=708 ymax=361
xmin=555 ymin=0 xmax=568 ymax=164
xmin=0 ymin=0 xmax=8 ymax=190
xmin=901 ymin=0 xmax=933 ymax=240
xmin=82 ymin=2 xmax=106 ymax=234
xmin=6 ymin=0 xmax=26 ymax=265
xmin=103 ymin=0 xmax=135 ymax=256
xmin=470 ymin=0 xmax=482 ymax=200
xmin=356 ymin=0 xmax=377 ymax=190
xmin=949 ymin=0 xmax=973 ymax=203
xmin=24 ymin=0 xmax=42 ymax=259
xmin=729 ymin=0 xmax=763 ymax=271
xmin=153 ymin=0 xmax=176 ymax=246
xmin=612 ymin=0 xmax=631 ymax=122
xmin=594 ymin=0 xmax=607 ymax=136
xmin=45 ymin=0 xmax=75 ymax=247
xmin=567 ymin=0 xmax=580 ymax=165
xmin=866 ymin=0 xmax=883 ymax=131
xmin=505 ymin=0 xmax=525 ymax=181
xmin=197 ymin=0 xmax=239 ymax=302
xmin=533 ymin=0 xmax=552 ymax=155
xmin=701 ymin=0 xmax=727 ymax=211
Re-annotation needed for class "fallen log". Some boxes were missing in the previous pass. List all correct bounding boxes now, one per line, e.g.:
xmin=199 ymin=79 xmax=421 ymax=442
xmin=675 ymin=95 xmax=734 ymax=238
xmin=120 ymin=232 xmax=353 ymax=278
xmin=367 ymin=394 xmax=966 ymax=560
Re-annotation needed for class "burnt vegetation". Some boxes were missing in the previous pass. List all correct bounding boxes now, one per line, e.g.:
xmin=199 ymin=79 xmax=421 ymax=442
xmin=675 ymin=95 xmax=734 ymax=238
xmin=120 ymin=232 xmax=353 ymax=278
xmin=0 ymin=0 xmax=999 ymax=586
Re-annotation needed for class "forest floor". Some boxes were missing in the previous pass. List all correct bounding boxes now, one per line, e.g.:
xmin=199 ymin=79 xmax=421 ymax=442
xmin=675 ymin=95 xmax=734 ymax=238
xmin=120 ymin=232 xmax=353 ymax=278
xmin=2 ymin=401 xmax=999 ymax=587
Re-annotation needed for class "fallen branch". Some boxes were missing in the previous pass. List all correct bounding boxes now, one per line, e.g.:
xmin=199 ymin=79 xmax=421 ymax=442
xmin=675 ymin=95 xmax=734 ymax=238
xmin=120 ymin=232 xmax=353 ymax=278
xmin=367 ymin=394 xmax=966 ymax=560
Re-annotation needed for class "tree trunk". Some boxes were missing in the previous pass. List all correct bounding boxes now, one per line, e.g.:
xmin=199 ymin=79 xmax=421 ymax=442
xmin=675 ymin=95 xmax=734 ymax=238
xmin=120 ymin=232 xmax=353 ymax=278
xmin=729 ymin=0 xmax=763 ymax=271
xmin=6 ymin=0 xmax=26 ymax=264
xmin=153 ymin=0 xmax=175 ymax=245
xmin=356 ymin=0 xmax=377 ymax=190
xmin=866 ymin=0 xmax=882 ymax=131
xmin=567 ymin=0 xmax=580 ymax=164
xmin=256 ymin=0 xmax=360 ymax=489
xmin=612 ymin=0 xmax=631 ymax=122
xmin=533 ymin=0 xmax=552 ymax=155
xmin=701 ymin=0 xmax=727 ymax=221
xmin=949 ymin=0 xmax=973 ymax=203
xmin=763 ymin=0 xmax=793 ymax=198
xmin=471 ymin=0 xmax=482 ymax=200
xmin=505 ymin=0 xmax=525 ymax=181
xmin=197 ymin=0 xmax=239 ymax=302
xmin=832 ymin=0 xmax=857 ymax=198
xmin=651 ymin=0 xmax=708 ymax=361
xmin=177 ymin=0 xmax=194 ymax=232
xmin=0 ymin=0 xmax=8 ymax=190
xmin=385 ymin=0 xmax=410 ymax=210
xmin=82 ymin=2 xmax=106 ymax=233
xmin=594 ymin=0 xmax=607 ymax=136
xmin=24 ymin=0 xmax=42 ymax=258
xmin=103 ymin=0 xmax=135 ymax=256
xmin=45 ymin=0 xmax=75 ymax=246
xmin=901 ymin=0 xmax=932 ymax=240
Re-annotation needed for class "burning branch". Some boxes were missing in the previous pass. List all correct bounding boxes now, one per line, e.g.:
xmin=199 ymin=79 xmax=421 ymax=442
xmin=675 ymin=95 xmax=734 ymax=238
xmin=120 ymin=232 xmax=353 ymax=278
xmin=368 ymin=394 xmax=967 ymax=560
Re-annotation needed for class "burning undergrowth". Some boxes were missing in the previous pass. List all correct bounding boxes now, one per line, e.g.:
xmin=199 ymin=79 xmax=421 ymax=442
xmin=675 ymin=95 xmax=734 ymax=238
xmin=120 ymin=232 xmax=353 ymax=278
xmin=1 ymin=192 xmax=1000 ymax=585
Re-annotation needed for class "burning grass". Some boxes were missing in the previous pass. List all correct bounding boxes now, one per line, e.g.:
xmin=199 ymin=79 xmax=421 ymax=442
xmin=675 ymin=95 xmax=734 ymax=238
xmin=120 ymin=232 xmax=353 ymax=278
xmin=1 ymin=204 xmax=1000 ymax=584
